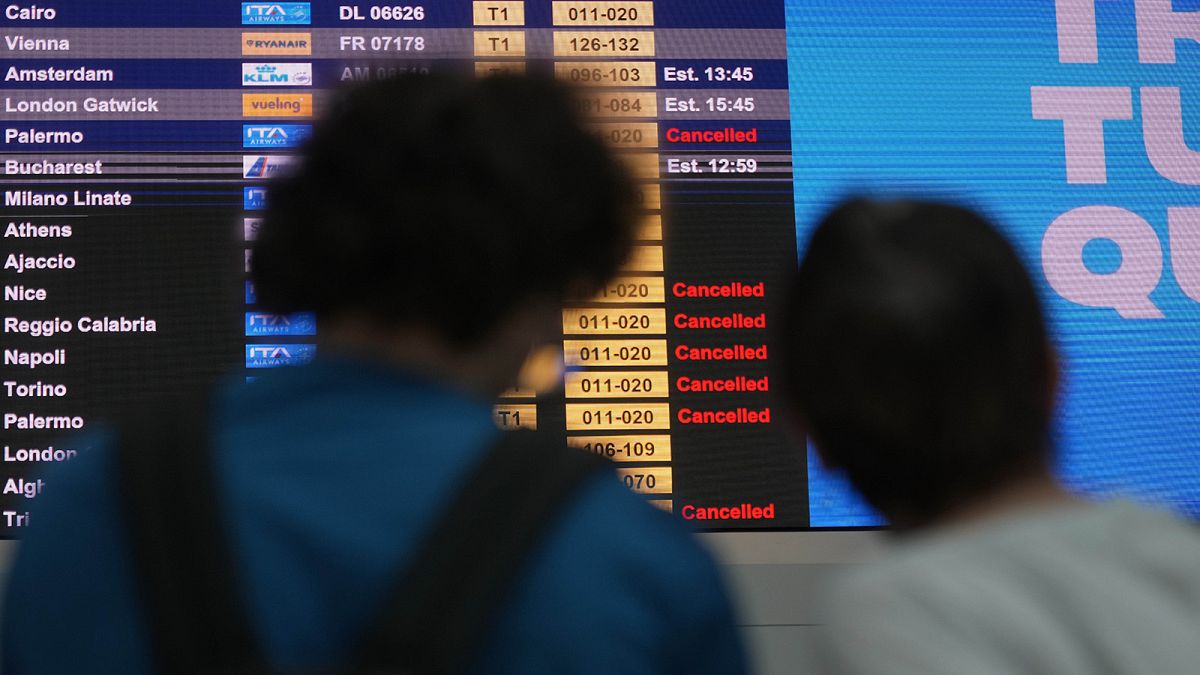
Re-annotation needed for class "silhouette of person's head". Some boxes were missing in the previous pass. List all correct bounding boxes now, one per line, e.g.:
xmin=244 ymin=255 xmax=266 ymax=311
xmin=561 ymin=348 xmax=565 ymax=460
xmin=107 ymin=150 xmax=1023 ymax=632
xmin=249 ymin=72 xmax=635 ymax=391
xmin=781 ymin=199 xmax=1056 ymax=528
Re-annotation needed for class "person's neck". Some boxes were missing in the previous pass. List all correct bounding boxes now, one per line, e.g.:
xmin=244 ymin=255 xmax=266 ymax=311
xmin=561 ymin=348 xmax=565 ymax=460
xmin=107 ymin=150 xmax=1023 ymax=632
xmin=932 ymin=470 xmax=1081 ymax=530
xmin=318 ymin=318 xmax=521 ymax=398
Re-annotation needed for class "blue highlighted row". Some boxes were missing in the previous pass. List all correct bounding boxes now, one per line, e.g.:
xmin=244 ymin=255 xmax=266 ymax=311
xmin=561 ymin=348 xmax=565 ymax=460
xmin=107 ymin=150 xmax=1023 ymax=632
xmin=5 ymin=60 xmax=788 ymax=90
xmin=11 ymin=0 xmax=781 ymax=28
xmin=244 ymin=123 xmax=310 ymax=148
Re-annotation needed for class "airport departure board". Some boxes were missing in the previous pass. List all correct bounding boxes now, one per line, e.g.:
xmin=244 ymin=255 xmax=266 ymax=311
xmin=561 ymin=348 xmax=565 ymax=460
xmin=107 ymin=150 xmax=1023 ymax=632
xmin=3 ymin=1 xmax=1199 ymax=536
xmin=1 ymin=1 xmax=806 ymax=534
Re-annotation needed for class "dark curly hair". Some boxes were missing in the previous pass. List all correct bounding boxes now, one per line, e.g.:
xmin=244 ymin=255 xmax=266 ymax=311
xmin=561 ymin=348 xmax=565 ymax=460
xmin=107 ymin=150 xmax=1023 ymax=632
xmin=251 ymin=72 xmax=636 ymax=346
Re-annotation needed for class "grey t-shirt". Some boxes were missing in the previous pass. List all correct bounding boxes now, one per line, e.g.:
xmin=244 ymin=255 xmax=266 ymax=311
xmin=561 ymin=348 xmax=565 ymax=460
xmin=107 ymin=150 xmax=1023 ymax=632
xmin=807 ymin=501 xmax=1200 ymax=674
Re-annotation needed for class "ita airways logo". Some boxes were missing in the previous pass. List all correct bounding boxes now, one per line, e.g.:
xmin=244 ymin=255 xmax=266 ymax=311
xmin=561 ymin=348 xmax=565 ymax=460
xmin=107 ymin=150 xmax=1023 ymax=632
xmin=242 ymin=62 xmax=313 ymax=86
xmin=243 ymin=186 xmax=268 ymax=210
xmin=245 ymin=344 xmax=316 ymax=368
xmin=243 ymin=124 xmax=311 ymax=148
xmin=245 ymin=312 xmax=317 ymax=337
xmin=242 ymin=3 xmax=311 ymax=25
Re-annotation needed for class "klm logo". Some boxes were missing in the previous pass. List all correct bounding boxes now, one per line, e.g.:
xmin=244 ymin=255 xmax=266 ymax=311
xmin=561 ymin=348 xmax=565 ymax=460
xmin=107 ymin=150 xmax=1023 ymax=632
xmin=247 ymin=65 xmax=288 ymax=84
xmin=242 ymin=63 xmax=312 ymax=87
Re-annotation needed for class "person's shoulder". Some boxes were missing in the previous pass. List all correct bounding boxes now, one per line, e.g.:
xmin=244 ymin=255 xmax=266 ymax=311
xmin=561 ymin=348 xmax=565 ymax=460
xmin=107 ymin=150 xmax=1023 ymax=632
xmin=12 ymin=428 xmax=120 ymax=544
xmin=1101 ymin=500 xmax=1200 ymax=546
xmin=483 ymin=467 xmax=746 ymax=674
xmin=4 ymin=428 xmax=124 ymax=594
xmin=565 ymin=470 xmax=724 ymax=587
xmin=816 ymin=502 xmax=1200 ymax=674
xmin=828 ymin=504 xmax=1095 ymax=599
xmin=824 ymin=500 xmax=1200 ymax=633
xmin=3 ymin=430 xmax=155 ymax=672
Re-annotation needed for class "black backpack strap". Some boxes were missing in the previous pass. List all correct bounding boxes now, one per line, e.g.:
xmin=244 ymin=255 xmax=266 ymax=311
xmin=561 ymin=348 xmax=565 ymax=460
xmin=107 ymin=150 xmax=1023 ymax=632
xmin=354 ymin=431 xmax=611 ymax=675
xmin=116 ymin=395 xmax=270 ymax=675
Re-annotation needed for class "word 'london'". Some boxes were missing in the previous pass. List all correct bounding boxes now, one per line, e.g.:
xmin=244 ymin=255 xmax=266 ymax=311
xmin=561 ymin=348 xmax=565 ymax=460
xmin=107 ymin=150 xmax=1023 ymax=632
xmin=3 ymin=446 xmax=76 ymax=463
xmin=5 ymin=97 xmax=158 ymax=113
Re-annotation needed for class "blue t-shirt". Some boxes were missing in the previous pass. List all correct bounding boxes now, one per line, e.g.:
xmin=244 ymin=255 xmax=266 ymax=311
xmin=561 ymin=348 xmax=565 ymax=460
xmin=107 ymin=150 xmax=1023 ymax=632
xmin=2 ymin=357 xmax=746 ymax=674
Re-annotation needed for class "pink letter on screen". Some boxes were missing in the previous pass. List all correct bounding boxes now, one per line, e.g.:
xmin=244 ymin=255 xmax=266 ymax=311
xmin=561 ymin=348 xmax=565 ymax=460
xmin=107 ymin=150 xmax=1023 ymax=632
xmin=1056 ymin=0 xmax=1098 ymax=63
xmin=1032 ymin=87 xmax=1133 ymax=184
xmin=1142 ymin=87 xmax=1200 ymax=185
xmin=1169 ymin=207 xmax=1200 ymax=303
xmin=1042 ymin=206 xmax=1164 ymax=318
xmin=1136 ymin=0 xmax=1200 ymax=63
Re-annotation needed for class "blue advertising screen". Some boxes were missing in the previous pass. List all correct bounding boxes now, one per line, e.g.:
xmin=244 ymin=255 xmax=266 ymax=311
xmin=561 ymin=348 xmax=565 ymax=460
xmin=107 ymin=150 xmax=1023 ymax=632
xmin=789 ymin=0 xmax=1200 ymax=526
xmin=0 ymin=1 xmax=1195 ymax=533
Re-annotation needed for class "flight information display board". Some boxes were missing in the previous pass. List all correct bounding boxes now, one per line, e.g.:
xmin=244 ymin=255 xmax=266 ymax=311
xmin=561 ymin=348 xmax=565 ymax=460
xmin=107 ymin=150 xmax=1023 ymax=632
xmin=1 ymin=0 xmax=806 ymax=534
xmin=3 ymin=1 xmax=1199 ymax=535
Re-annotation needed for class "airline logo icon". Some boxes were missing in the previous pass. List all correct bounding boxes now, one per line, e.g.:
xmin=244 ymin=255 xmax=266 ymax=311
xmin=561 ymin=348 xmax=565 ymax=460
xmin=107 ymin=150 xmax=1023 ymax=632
xmin=244 ymin=217 xmax=262 ymax=241
xmin=245 ymin=311 xmax=317 ymax=336
xmin=243 ymin=93 xmax=312 ymax=117
xmin=242 ymin=32 xmax=312 ymax=55
xmin=243 ymin=63 xmax=313 ymax=86
xmin=244 ymin=186 xmax=267 ymax=209
xmin=242 ymin=3 xmax=311 ymax=25
xmin=245 ymin=344 xmax=316 ymax=368
xmin=243 ymin=124 xmax=311 ymax=148
xmin=243 ymin=155 xmax=295 ymax=178
xmin=245 ymin=281 xmax=257 ymax=304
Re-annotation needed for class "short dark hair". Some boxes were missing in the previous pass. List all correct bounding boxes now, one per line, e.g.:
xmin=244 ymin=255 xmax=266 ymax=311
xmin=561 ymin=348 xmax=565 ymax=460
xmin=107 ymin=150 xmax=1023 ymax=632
xmin=251 ymin=72 xmax=635 ymax=345
xmin=781 ymin=199 xmax=1054 ymax=526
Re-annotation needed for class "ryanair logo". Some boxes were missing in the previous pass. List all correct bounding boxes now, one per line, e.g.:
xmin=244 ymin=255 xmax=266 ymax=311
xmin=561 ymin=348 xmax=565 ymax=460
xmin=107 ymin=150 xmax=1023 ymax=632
xmin=243 ymin=124 xmax=311 ymax=149
xmin=242 ymin=62 xmax=313 ymax=86
xmin=242 ymin=93 xmax=312 ymax=117
xmin=245 ymin=344 xmax=316 ymax=368
xmin=242 ymin=32 xmax=312 ymax=55
xmin=245 ymin=312 xmax=317 ymax=336
xmin=242 ymin=3 xmax=311 ymax=25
